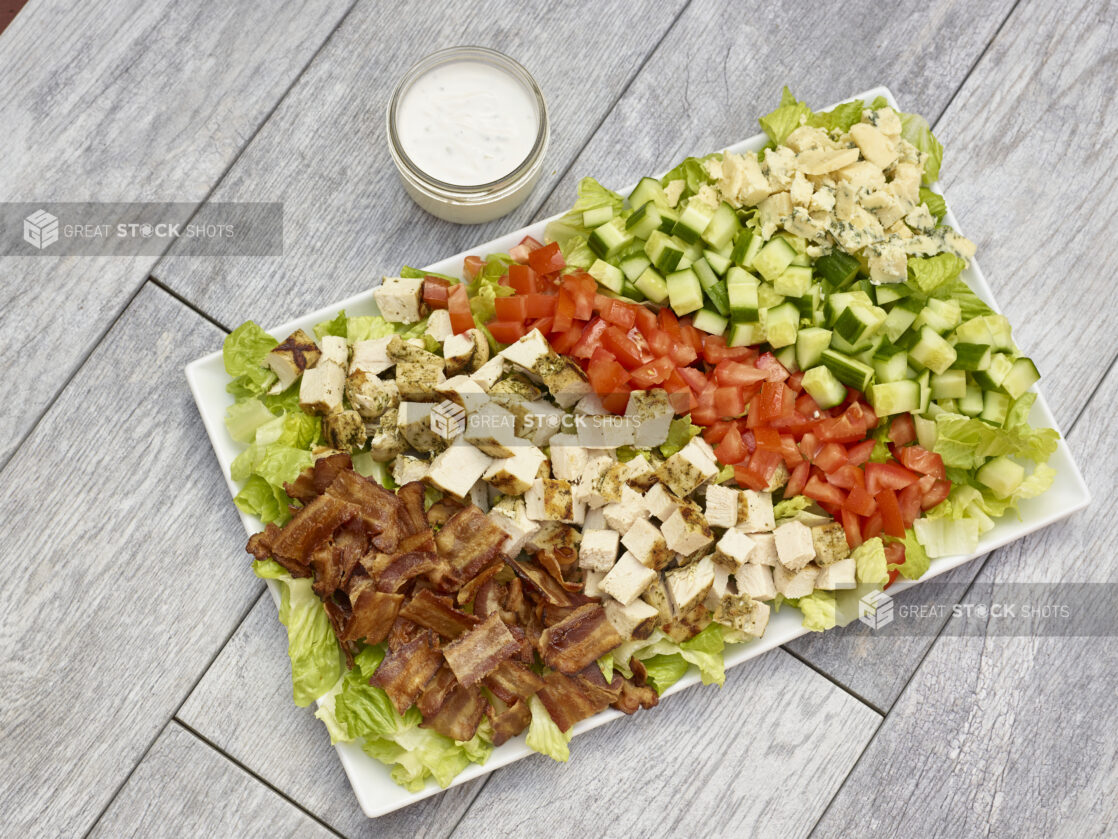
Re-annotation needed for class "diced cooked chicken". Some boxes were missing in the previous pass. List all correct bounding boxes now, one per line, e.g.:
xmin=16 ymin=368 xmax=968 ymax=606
xmin=704 ymin=484 xmax=739 ymax=529
xmin=469 ymin=355 xmax=505 ymax=390
xmin=748 ymin=532 xmax=779 ymax=567
xmin=664 ymin=556 xmax=715 ymax=614
xmin=578 ymin=528 xmax=619 ymax=573
xmin=643 ymin=483 xmax=680 ymax=522
xmin=773 ymin=562 xmax=819 ymax=599
xmin=349 ymin=336 xmax=394 ymax=376
xmin=424 ymin=309 xmax=453 ymax=343
xmin=345 ymin=371 xmax=399 ymax=420
xmin=264 ymin=329 xmax=320 ymax=393
xmin=703 ymin=561 xmax=733 ymax=611
xmin=488 ymin=496 xmax=539 ymax=557
xmin=536 ymin=355 xmax=593 ymax=409
xmin=373 ymin=276 xmax=425 ymax=323
xmin=392 ymin=454 xmax=428 ymax=487
xmin=600 ymin=552 xmax=657 ymax=606
xmin=463 ymin=401 xmax=520 ymax=458
xmin=426 ymin=438 xmax=493 ymax=499
xmin=482 ymin=446 xmax=547 ymax=496
xmin=433 ymin=375 xmax=489 ymax=412
xmin=774 ymin=520 xmax=816 ymax=571
xmin=713 ymin=594 xmax=770 ymax=637
xmin=816 ymin=556 xmax=856 ymax=590
xmin=621 ymin=518 xmax=671 ymax=571
xmin=602 ymin=486 xmax=644 ymax=533
xmin=367 ymin=406 xmax=405 ymax=462
xmin=602 ymin=597 xmax=659 ymax=642
xmin=577 ymin=414 xmax=636 ymax=448
xmin=738 ymin=490 xmax=775 ymax=532
xmin=299 ymin=361 xmax=345 ymax=416
xmin=735 ymin=563 xmax=777 ymax=601
xmin=641 ymin=576 xmax=674 ymax=624
xmin=714 ymin=527 xmax=756 ymax=570
xmin=582 ymin=569 xmax=607 ymax=598
xmin=321 ymin=409 xmax=366 ymax=451
xmin=489 ymin=373 xmax=543 ymax=404
xmin=811 ymin=522 xmax=851 ymax=565
xmin=623 ymin=455 xmax=657 ymax=490
xmin=656 ymin=438 xmax=719 ymax=497
xmin=319 ymin=335 xmax=348 ymax=368
xmin=508 ymin=398 xmax=566 ymax=447
xmin=524 ymin=478 xmax=578 ymax=523
xmin=661 ymin=504 xmax=713 ymax=556
xmin=549 ymin=434 xmax=590 ymax=482
xmin=624 ymin=389 xmax=675 ymax=448
xmin=397 ymin=402 xmax=446 ymax=453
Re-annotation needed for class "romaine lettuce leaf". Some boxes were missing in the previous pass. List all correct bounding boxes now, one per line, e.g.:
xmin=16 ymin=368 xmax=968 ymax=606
xmin=899 ymin=110 xmax=944 ymax=184
xmin=659 ymin=416 xmax=701 ymax=458
xmin=796 ymin=590 xmax=838 ymax=631
xmin=851 ymin=537 xmax=888 ymax=585
xmin=224 ymin=321 xmax=277 ymax=378
xmin=526 ymin=695 xmax=571 ymax=762
xmin=638 ymin=654 xmax=691 ymax=694
xmin=920 ymin=187 xmax=948 ymax=222
xmin=224 ymin=397 xmax=275 ymax=443
xmin=466 ymin=254 xmax=516 ymax=324
xmin=895 ymin=528 xmax=933 ymax=577
xmin=759 ymin=87 xmax=813 ymax=145
xmin=400 ymin=265 xmax=459 ymax=284
xmin=313 ymin=310 xmax=348 ymax=341
xmin=907 ymin=252 xmax=966 ymax=293
xmin=934 ymin=403 xmax=1059 ymax=470
xmin=234 ymin=475 xmax=292 ymax=525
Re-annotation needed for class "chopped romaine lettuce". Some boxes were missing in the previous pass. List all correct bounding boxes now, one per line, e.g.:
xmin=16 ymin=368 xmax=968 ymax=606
xmin=526 ymin=695 xmax=571 ymax=762
xmin=851 ymin=537 xmax=888 ymax=585
xmin=659 ymin=416 xmax=701 ymax=458
xmin=224 ymin=397 xmax=275 ymax=443
xmin=907 ymin=252 xmax=966 ymax=293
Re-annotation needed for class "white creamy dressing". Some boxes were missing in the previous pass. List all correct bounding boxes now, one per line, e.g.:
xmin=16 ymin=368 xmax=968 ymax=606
xmin=396 ymin=59 xmax=539 ymax=186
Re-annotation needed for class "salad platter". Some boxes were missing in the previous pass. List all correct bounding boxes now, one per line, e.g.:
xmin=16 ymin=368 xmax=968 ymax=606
xmin=186 ymin=86 xmax=1089 ymax=817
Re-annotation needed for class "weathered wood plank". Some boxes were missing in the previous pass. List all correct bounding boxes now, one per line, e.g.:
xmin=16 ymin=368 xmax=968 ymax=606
xmin=450 ymin=650 xmax=881 ymax=839
xmin=89 ymin=723 xmax=338 ymax=839
xmin=152 ymin=0 xmax=690 ymax=331
xmin=0 ymin=286 xmax=264 ymax=837
xmin=0 ymin=0 xmax=354 ymax=466
xmin=810 ymin=363 xmax=1117 ymax=838
xmin=178 ymin=591 xmax=484 ymax=838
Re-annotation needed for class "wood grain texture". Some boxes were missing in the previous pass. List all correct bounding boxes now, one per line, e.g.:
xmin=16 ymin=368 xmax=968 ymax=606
xmin=152 ymin=0 xmax=690 ymax=331
xmin=0 ymin=0 xmax=353 ymax=465
xmin=178 ymin=591 xmax=484 ymax=838
xmin=809 ymin=365 xmax=1117 ymax=838
xmin=89 ymin=723 xmax=338 ymax=839
xmin=451 ymin=650 xmax=881 ymax=839
xmin=0 ymin=286 xmax=264 ymax=837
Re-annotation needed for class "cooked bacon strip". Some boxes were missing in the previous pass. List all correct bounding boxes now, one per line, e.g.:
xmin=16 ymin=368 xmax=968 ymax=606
xmin=313 ymin=452 xmax=353 ymax=493
xmin=283 ymin=470 xmax=318 ymax=504
xmin=536 ymin=670 xmax=609 ymax=733
xmin=538 ymin=603 xmax=623 ymax=674
xmin=472 ymin=577 xmax=504 ymax=619
xmin=398 ymin=589 xmax=480 ymax=639
xmin=506 ymin=623 xmax=534 ymax=665
xmin=488 ymin=699 xmax=532 ymax=746
xmin=340 ymin=579 xmax=403 ymax=644
xmin=431 ymin=506 xmax=507 ymax=590
xmin=376 ymin=550 xmax=439 ymax=594
xmin=269 ymin=493 xmax=357 ymax=569
xmin=483 ymin=660 xmax=544 ymax=705
xmin=426 ymin=497 xmax=464 ymax=528
xmin=246 ymin=523 xmax=312 ymax=578
xmin=398 ymin=530 xmax=435 ymax=554
xmin=421 ymin=681 xmax=487 ymax=742
xmin=326 ymin=469 xmax=403 ymax=552
xmin=386 ymin=616 xmax=424 ymax=651
xmin=571 ymin=662 xmax=623 ymax=707
xmin=441 ymin=612 xmax=520 ymax=686
xmin=396 ymin=481 xmax=428 ymax=536
xmin=507 ymin=558 xmax=573 ymax=607
xmin=308 ymin=517 xmax=368 ymax=597
xmin=612 ymin=657 xmax=659 ymax=714
xmin=416 ymin=665 xmax=458 ymax=718
xmin=455 ymin=563 xmax=502 ymax=607
xmin=370 ymin=629 xmax=443 ymax=715
xmin=535 ymin=548 xmax=583 ymax=593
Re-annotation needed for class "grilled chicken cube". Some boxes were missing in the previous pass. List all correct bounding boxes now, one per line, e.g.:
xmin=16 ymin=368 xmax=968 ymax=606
xmin=643 ymin=482 xmax=680 ymax=522
xmin=738 ymin=490 xmax=776 ymax=532
xmin=602 ymin=597 xmax=659 ymax=642
xmin=773 ymin=562 xmax=819 ymax=599
xmin=735 ymin=563 xmax=777 ymax=601
xmin=321 ymin=409 xmax=366 ymax=451
xmin=345 ymin=371 xmax=399 ymax=420
xmin=641 ymin=576 xmax=674 ymax=624
xmin=509 ymin=398 xmax=566 ymax=447
xmin=600 ymin=552 xmax=657 ymax=606
xmin=367 ymin=406 xmax=405 ymax=462
xmin=664 ymin=556 xmax=715 ymax=614
xmin=499 ymin=329 xmax=552 ymax=372
xmin=426 ymin=438 xmax=493 ymax=499
xmin=661 ymin=505 xmax=713 ymax=556
xmin=488 ymin=496 xmax=539 ymax=558
xmin=624 ymin=389 xmax=675 ymax=448
xmin=815 ymin=556 xmax=856 ymax=590
xmin=583 ymin=569 xmax=607 ymax=599
xmin=264 ymin=329 xmax=320 ymax=393
xmin=349 ymin=336 xmax=393 ymax=376
xmin=463 ymin=401 xmax=519 ymax=458
xmin=445 ymin=328 xmax=490 ymax=376
xmin=704 ymin=484 xmax=740 ymax=530
xmin=602 ymin=486 xmax=644 ymax=533
xmin=548 ymin=434 xmax=590 ymax=482
xmin=623 ymin=455 xmax=657 ymax=490
xmin=656 ymin=438 xmax=718 ymax=497
xmin=524 ymin=478 xmax=576 ymax=522
xmin=621 ymin=518 xmax=671 ymax=571
xmin=469 ymin=355 xmax=505 ymax=390
xmin=392 ymin=454 xmax=429 ymax=487
xmin=298 ymin=361 xmax=345 ymax=415
xmin=319 ymin=335 xmax=348 ymax=368
xmin=811 ymin=522 xmax=851 ymax=565
xmin=482 ymin=446 xmax=547 ymax=496
xmin=577 ymin=414 xmax=636 ymax=448
xmin=433 ymin=374 xmax=489 ymax=412
xmin=714 ymin=527 xmax=756 ymax=570
xmin=373 ymin=276 xmax=425 ymax=323
xmin=774 ymin=520 xmax=816 ymax=571
xmin=488 ymin=373 xmax=543 ymax=403
xmin=713 ymin=595 xmax=770 ymax=638
xmin=536 ymin=355 xmax=593 ymax=409
xmin=424 ymin=309 xmax=454 ymax=343
xmin=703 ymin=561 xmax=733 ymax=610
xmin=397 ymin=402 xmax=446 ymax=453
xmin=578 ymin=528 xmax=620 ymax=573
xmin=748 ymin=532 xmax=779 ymax=567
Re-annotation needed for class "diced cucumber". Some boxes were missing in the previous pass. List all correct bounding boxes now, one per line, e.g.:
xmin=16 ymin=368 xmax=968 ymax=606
xmin=624 ymin=201 xmax=662 ymax=240
xmin=883 ymin=302 xmax=920 ymax=342
xmin=704 ymin=249 xmax=732 ymax=275
xmin=588 ymin=259 xmax=624 ymax=293
xmin=917 ymin=369 xmax=932 ymax=414
xmin=634 ymin=267 xmax=669 ymax=304
xmin=953 ymin=316 xmax=996 ymax=346
xmin=692 ymin=257 xmax=720 ymax=291
xmin=972 ymin=352 xmax=1013 ymax=390
xmin=666 ymin=268 xmax=704 ymax=315
xmin=701 ymin=202 xmax=741 ymax=250
xmin=657 ymin=207 xmax=680 ymax=234
xmin=792 ymin=286 xmax=821 ymax=319
xmin=873 ymin=347 xmax=909 ymax=383
xmin=874 ymin=283 xmax=912 ymax=306
xmin=704 ymin=281 xmax=731 ymax=317
xmin=914 ymin=414 xmax=937 ymax=450
xmin=980 ymin=390 xmax=1011 ymax=426
xmin=621 ymin=280 xmax=646 ymax=302
xmin=628 ymin=177 xmax=670 ymax=211
xmin=951 ymin=342 xmax=992 ymax=371
xmin=773 ymin=345 xmax=799 ymax=372
xmin=728 ymin=321 xmax=763 ymax=347
xmin=588 ymin=217 xmax=634 ymax=259
xmin=914 ymin=298 xmax=962 ymax=334
xmin=693 ymin=308 xmax=728 ymax=336
xmin=936 ymin=398 xmax=959 ymax=414
xmin=833 ymin=304 xmax=887 ymax=344
xmin=814 ymin=251 xmax=860 ymax=288
xmin=619 ymin=254 xmax=651 ymax=283
xmin=775 ymin=232 xmax=807 ymax=254
xmin=796 ymin=327 xmax=833 ymax=370
xmin=959 ymin=381 xmax=985 ymax=416
xmin=1001 ymin=357 xmax=1040 ymax=399
xmin=752 ymin=237 xmax=798 ymax=282
xmin=764 ymin=301 xmax=800 ymax=348
xmin=773 ymin=264 xmax=813 ymax=297
xmin=909 ymin=326 xmax=958 ymax=375
xmin=757 ymin=282 xmax=785 ymax=310
xmin=802 ymin=366 xmax=847 ymax=409
xmin=931 ymin=369 xmax=967 ymax=400
xmin=823 ymin=290 xmax=873 ymax=325
xmin=869 ymin=380 xmax=921 ymax=416
xmin=726 ymin=269 xmax=760 ymax=321
xmin=582 ymin=205 xmax=614 ymax=228
xmin=644 ymin=230 xmax=685 ymax=274
xmin=673 ymin=198 xmax=717 ymax=244
xmin=731 ymin=228 xmax=764 ymax=270
xmin=821 ymin=349 xmax=874 ymax=391
xmin=976 ymin=456 xmax=1025 ymax=498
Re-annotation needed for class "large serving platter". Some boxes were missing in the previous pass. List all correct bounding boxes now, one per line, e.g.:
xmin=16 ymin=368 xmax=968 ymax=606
xmin=186 ymin=87 xmax=1090 ymax=817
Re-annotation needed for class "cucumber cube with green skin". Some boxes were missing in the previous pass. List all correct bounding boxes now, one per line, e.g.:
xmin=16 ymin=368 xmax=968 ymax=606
xmin=730 ymin=228 xmax=762 ymax=269
xmin=869 ymin=380 xmax=921 ymax=416
xmin=821 ymin=349 xmax=875 ymax=391
xmin=673 ymin=199 xmax=717 ymax=244
xmin=692 ymin=308 xmax=728 ymax=336
xmin=704 ymin=281 xmax=731 ymax=317
xmin=795 ymin=327 xmax=832 ymax=371
xmin=621 ymin=280 xmax=646 ymax=302
xmin=619 ymin=254 xmax=651 ymax=282
xmin=979 ymin=390 xmax=1011 ymax=426
xmin=644 ymin=230 xmax=685 ymax=274
xmin=914 ymin=297 xmax=962 ymax=334
xmin=931 ymin=369 xmax=967 ymax=400
xmin=773 ymin=264 xmax=813 ymax=297
xmin=666 ymin=268 xmax=704 ymax=315
xmin=774 ymin=345 xmax=799 ymax=372
xmin=692 ymin=257 xmax=720 ymax=291
xmin=909 ymin=326 xmax=958 ymax=375
xmin=953 ymin=316 xmax=997 ymax=346
xmin=701 ymin=202 xmax=742 ymax=250
xmin=874 ymin=348 xmax=910 ymax=383
xmin=959 ymin=381 xmax=985 ymax=416
xmin=976 ymin=456 xmax=1025 ymax=498
xmin=951 ymin=342 xmax=992 ymax=371
xmin=917 ymin=369 xmax=931 ymax=414
xmin=588 ymin=259 xmax=625 ymax=293
xmin=728 ymin=321 xmax=764 ymax=347
xmin=625 ymin=201 xmax=663 ymax=240
xmin=634 ymin=267 xmax=669 ymax=304
xmin=882 ymin=303 xmax=920 ymax=342
xmin=704 ymin=249 xmax=732 ymax=275
xmin=588 ymin=217 xmax=634 ymax=259
xmin=1001 ymin=357 xmax=1040 ymax=399
xmin=583 ymin=205 xmax=614 ymax=228
xmin=874 ymin=283 xmax=912 ymax=306
xmin=727 ymin=274 xmax=759 ymax=321
xmin=813 ymin=250 xmax=860 ymax=288
xmin=972 ymin=352 xmax=1013 ymax=390
xmin=833 ymin=304 xmax=887 ymax=344
xmin=914 ymin=414 xmax=937 ymax=450
xmin=763 ymin=301 xmax=800 ymax=348
xmin=752 ymin=237 xmax=798 ymax=282
xmin=801 ymin=365 xmax=847 ymax=409
xmin=628 ymin=177 xmax=670 ymax=211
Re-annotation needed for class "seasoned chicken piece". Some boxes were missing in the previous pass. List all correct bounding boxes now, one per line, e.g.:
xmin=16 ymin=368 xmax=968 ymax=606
xmin=264 ymin=329 xmax=320 ymax=393
xmin=366 ymin=406 xmax=404 ymax=462
xmin=322 ymin=409 xmax=366 ymax=451
xmin=345 ymin=371 xmax=399 ymax=420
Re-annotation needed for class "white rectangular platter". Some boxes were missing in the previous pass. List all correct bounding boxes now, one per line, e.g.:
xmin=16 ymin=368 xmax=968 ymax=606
xmin=185 ymin=86 xmax=1091 ymax=817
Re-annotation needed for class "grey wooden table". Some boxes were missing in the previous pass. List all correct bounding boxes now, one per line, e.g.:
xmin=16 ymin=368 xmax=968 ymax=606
xmin=2 ymin=1 xmax=1115 ymax=836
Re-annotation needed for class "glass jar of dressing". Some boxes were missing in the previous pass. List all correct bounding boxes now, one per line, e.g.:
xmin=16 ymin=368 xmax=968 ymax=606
xmin=387 ymin=47 xmax=549 ymax=224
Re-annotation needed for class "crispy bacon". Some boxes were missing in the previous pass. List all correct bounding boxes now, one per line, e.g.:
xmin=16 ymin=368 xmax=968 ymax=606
xmin=536 ymin=670 xmax=610 ymax=733
xmin=269 ymin=493 xmax=357 ymax=569
xmin=571 ymin=662 xmax=623 ymax=706
xmin=483 ymin=660 xmax=544 ymax=705
xmin=613 ymin=657 xmax=659 ymax=714
xmin=472 ymin=577 xmax=504 ymax=619
xmin=386 ymin=616 xmax=424 ymax=651
xmin=396 ymin=481 xmax=428 ymax=536
xmin=538 ymin=603 xmax=623 ymax=675
xmin=376 ymin=550 xmax=438 ymax=594
xmin=441 ymin=612 xmax=520 ymax=687
xmin=416 ymin=665 xmax=458 ymax=718
xmin=421 ymin=682 xmax=487 ymax=742
xmin=488 ymin=699 xmax=532 ymax=746
xmin=398 ymin=589 xmax=480 ymax=639
xmin=425 ymin=497 xmax=464 ymax=528
xmin=340 ymin=579 xmax=403 ymax=644
xmin=535 ymin=548 xmax=583 ymax=593
xmin=326 ymin=469 xmax=403 ymax=551
xmin=283 ymin=470 xmax=318 ymax=504
xmin=432 ymin=507 xmax=507 ymax=590
xmin=370 ymin=629 xmax=443 ymax=715
xmin=455 ymin=563 xmax=502 ymax=607
xmin=246 ymin=523 xmax=312 ymax=578
xmin=313 ymin=452 xmax=353 ymax=494
xmin=507 ymin=558 xmax=573 ymax=607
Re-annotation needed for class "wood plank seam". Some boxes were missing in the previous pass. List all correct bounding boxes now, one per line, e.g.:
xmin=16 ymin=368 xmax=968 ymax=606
xmin=780 ymin=646 xmax=893 ymax=715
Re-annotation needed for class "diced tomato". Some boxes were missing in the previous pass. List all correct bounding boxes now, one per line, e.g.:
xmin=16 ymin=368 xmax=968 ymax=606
xmin=601 ymin=387 xmax=632 ymax=415
xmin=600 ymin=299 xmax=637 ymax=330
xmin=841 ymin=508 xmax=864 ymax=548
xmin=798 ymin=432 xmax=821 ymax=463
xmin=756 ymin=381 xmax=784 ymax=422
xmin=494 ymin=296 xmax=527 ymax=321
xmin=523 ymin=293 xmax=555 ymax=319
xmin=657 ymin=307 xmax=681 ymax=337
xmin=571 ymin=317 xmax=607 ymax=359
xmin=587 ymin=356 xmax=629 ymax=396
xmin=795 ymin=392 xmax=821 ymax=417
xmin=601 ymin=325 xmax=644 ymax=369
xmin=748 ymin=447 xmax=783 ymax=483
xmin=679 ymin=322 xmax=703 ymax=355
xmin=734 ymin=464 xmax=769 ymax=491
xmin=701 ymin=334 xmax=754 ymax=365
xmin=632 ymin=304 xmax=658 ymax=337
xmin=755 ymin=352 xmax=789 ymax=382
xmin=804 ymin=475 xmax=847 ymax=507
xmin=703 ymin=421 xmax=734 ymax=445
xmin=550 ymin=323 xmax=582 ymax=355
xmin=447 ymin=284 xmax=473 ymax=333
xmin=785 ymin=461 xmax=811 ymax=498
xmin=814 ymin=442 xmax=848 ymax=473
xmin=562 ymin=273 xmax=595 ymax=321
xmin=668 ymin=342 xmax=699 ymax=367
xmin=714 ymin=386 xmax=746 ymax=419
xmin=897 ymin=445 xmax=946 ymax=479
xmin=422 ymin=277 xmax=450 ymax=309
xmin=826 ymin=463 xmax=862 ymax=490
xmin=508 ymin=263 xmax=540 ymax=294
xmin=898 ymin=483 xmax=924 ymax=528
xmin=846 ymin=439 xmax=877 ymax=466
xmin=714 ymin=359 xmax=767 ymax=388
xmin=875 ymin=488 xmax=906 ymax=538
xmin=630 ymin=356 xmax=675 ymax=388
xmin=690 ymin=405 xmax=719 ymax=426
xmin=714 ymin=426 xmax=748 ymax=465
xmin=861 ymin=511 xmax=884 ymax=541
xmin=463 ymin=255 xmax=485 ymax=280
xmin=753 ymin=427 xmax=782 ymax=452
xmin=922 ymin=479 xmax=952 ymax=510
xmin=787 ymin=371 xmax=805 ymax=392
xmin=884 ymin=542 xmax=905 ymax=586
xmin=553 ymin=288 xmax=575 ymax=332
xmin=674 ymin=366 xmax=706 ymax=393
xmin=889 ymin=414 xmax=917 ymax=447
xmin=780 ymin=435 xmax=804 ymax=467
xmin=528 ymin=316 xmax=554 ymax=335
xmin=814 ymin=404 xmax=871 ymax=443
xmin=844 ymin=481 xmax=877 ymax=517
xmin=745 ymin=393 xmax=763 ymax=429
xmin=865 ymin=461 xmax=920 ymax=494
xmin=528 ymin=242 xmax=564 ymax=275
xmin=487 ymin=321 xmax=527 ymax=344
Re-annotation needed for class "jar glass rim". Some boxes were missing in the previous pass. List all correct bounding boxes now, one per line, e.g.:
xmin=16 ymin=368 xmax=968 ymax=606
xmin=386 ymin=46 xmax=548 ymax=195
